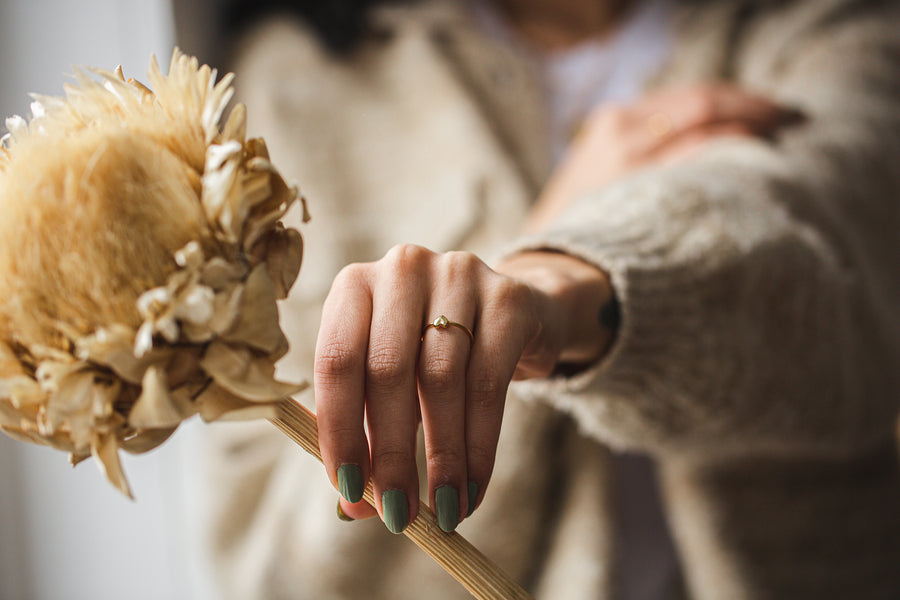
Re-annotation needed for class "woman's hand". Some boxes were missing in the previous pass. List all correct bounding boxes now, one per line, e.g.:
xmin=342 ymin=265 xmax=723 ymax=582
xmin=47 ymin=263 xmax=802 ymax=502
xmin=315 ymin=245 xmax=614 ymax=532
xmin=524 ymin=85 xmax=803 ymax=232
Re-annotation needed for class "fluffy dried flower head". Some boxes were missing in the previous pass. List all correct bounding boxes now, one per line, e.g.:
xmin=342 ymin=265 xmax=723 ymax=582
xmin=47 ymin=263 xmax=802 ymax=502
xmin=0 ymin=50 xmax=309 ymax=497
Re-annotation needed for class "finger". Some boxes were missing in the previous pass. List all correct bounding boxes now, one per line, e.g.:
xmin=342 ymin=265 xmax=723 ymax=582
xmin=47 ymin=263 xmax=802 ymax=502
xmin=644 ymin=85 xmax=801 ymax=134
xmin=651 ymin=121 xmax=757 ymax=165
xmin=365 ymin=245 xmax=428 ymax=533
xmin=464 ymin=275 xmax=540 ymax=517
xmin=338 ymin=496 xmax=378 ymax=521
xmin=618 ymin=89 xmax=795 ymax=164
xmin=418 ymin=253 xmax=479 ymax=532
xmin=315 ymin=264 xmax=373 ymax=506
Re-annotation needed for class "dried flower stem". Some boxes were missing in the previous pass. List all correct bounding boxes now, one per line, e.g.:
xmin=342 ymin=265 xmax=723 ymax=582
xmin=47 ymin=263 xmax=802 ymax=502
xmin=270 ymin=398 xmax=534 ymax=600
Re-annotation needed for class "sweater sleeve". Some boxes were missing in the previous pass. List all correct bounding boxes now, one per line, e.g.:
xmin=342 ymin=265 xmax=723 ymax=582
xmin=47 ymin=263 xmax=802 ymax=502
xmin=508 ymin=0 xmax=900 ymax=458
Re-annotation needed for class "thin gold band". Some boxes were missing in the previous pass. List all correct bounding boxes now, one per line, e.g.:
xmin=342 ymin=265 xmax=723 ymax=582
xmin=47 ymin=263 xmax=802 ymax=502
xmin=421 ymin=315 xmax=474 ymax=345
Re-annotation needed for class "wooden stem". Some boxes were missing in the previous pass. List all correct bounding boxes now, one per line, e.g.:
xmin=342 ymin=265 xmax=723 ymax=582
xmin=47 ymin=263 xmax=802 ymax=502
xmin=269 ymin=397 xmax=534 ymax=600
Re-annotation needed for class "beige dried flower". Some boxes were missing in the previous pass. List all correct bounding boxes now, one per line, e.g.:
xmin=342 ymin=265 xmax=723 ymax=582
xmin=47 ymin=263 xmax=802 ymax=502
xmin=0 ymin=50 xmax=309 ymax=498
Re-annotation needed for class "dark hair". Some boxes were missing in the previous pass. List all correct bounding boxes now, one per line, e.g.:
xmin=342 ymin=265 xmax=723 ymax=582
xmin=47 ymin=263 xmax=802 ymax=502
xmin=222 ymin=0 xmax=393 ymax=54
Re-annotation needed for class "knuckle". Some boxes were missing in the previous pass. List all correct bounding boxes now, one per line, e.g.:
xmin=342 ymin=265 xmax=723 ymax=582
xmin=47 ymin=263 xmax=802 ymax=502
xmin=384 ymin=243 xmax=431 ymax=269
xmin=441 ymin=250 xmax=482 ymax=280
xmin=419 ymin=354 xmax=462 ymax=394
xmin=686 ymin=89 xmax=718 ymax=124
xmin=327 ymin=424 xmax=363 ymax=445
xmin=487 ymin=280 xmax=537 ymax=330
xmin=331 ymin=262 xmax=368 ymax=291
xmin=426 ymin=446 xmax=467 ymax=473
xmin=468 ymin=374 xmax=505 ymax=402
xmin=491 ymin=277 xmax=531 ymax=306
xmin=372 ymin=446 xmax=414 ymax=471
xmin=366 ymin=344 xmax=413 ymax=389
xmin=315 ymin=342 xmax=362 ymax=382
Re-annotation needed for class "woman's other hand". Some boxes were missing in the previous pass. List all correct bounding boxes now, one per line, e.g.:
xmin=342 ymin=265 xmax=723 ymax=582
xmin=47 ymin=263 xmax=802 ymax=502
xmin=523 ymin=85 xmax=803 ymax=232
xmin=315 ymin=245 xmax=614 ymax=532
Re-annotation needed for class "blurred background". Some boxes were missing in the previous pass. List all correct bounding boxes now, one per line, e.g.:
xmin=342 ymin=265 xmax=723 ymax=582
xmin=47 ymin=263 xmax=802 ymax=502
xmin=0 ymin=1 xmax=219 ymax=598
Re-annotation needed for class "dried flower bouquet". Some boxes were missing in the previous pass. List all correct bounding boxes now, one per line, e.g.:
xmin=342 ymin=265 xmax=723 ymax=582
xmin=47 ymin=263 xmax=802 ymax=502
xmin=0 ymin=50 xmax=530 ymax=600
xmin=0 ymin=50 xmax=307 ymax=498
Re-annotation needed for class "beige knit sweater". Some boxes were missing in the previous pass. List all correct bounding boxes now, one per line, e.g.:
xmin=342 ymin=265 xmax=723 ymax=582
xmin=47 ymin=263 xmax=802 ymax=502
xmin=193 ymin=1 xmax=900 ymax=598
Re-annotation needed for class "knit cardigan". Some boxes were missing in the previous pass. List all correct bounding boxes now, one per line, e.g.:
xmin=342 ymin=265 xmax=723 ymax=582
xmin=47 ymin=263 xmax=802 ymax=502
xmin=193 ymin=1 xmax=900 ymax=598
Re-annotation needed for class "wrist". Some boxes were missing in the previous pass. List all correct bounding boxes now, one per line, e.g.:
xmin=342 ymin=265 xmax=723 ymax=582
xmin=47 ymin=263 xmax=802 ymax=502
xmin=496 ymin=251 xmax=617 ymax=370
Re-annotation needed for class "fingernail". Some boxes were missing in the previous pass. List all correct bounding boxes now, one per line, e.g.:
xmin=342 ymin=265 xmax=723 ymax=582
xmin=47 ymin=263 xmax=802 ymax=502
xmin=466 ymin=481 xmax=479 ymax=518
xmin=436 ymin=486 xmax=460 ymax=532
xmin=336 ymin=500 xmax=354 ymax=522
xmin=337 ymin=464 xmax=364 ymax=503
xmin=381 ymin=490 xmax=409 ymax=534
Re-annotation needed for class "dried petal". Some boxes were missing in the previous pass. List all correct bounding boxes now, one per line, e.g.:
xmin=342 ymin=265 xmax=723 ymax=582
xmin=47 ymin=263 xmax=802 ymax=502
xmin=0 ymin=402 xmax=24 ymax=428
xmin=245 ymin=137 xmax=270 ymax=160
xmin=128 ymin=365 xmax=195 ymax=428
xmin=156 ymin=314 xmax=180 ymax=344
xmin=1 ymin=425 xmax=51 ymax=447
xmin=77 ymin=324 xmax=148 ymax=384
xmin=200 ymin=257 xmax=248 ymax=290
xmin=200 ymin=341 xmax=306 ymax=402
xmin=241 ymin=170 xmax=272 ymax=212
xmin=207 ymin=284 xmax=244 ymax=335
xmin=204 ymin=140 xmax=242 ymax=173
xmin=260 ymin=225 xmax=303 ymax=299
xmin=221 ymin=102 xmax=247 ymax=143
xmin=0 ymin=341 xmax=26 ymax=376
xmin=45 ymin=368 xmax=97 ymax=448
xmin=243 ymin=202 xmax=291 ymax=257
xmin=174 ymin=241 xmax=205 ymax=270
xmin=5 ymin=114 xmax=26 ymax=136
xmin=220 ymin=264 xmax=286 ymax=354
xmin=31 ymin=345 xmax=76 ymax=364
xmin=135 ymin=282 xmax=183 ymax=349
xmin=91 ymin=433 xmax=133 ymax=499
xmin=298 ymin=193 xmax=311 ymax=223
xmin=69 ymin=450 xmax=91 ymax=466
xmin=209 ymin=285 xmax=244 ymax=335
xmin=164 ymin=350 xmax=206 ymax=391
xmin=202 ymin=72 xmax=235 ymax=143
xmin=90 ymin=378 xmax=120 ymax=419
xmin=194 ymin=383 xmax=278 ymax=422
xmin=180 ymin=322 xmax=214 ymax=345
xmin=173 ymin=284 xmax=215 ymax=326
xmin=0 ymin=376 xmax=43 ymax=409
xmin=119 ymin=426 xmax=178 ymax=454
xmin=134 ymin=321 xmax=155 ymax=358
xmin=137 ymin=287 xmax=172 ymax=319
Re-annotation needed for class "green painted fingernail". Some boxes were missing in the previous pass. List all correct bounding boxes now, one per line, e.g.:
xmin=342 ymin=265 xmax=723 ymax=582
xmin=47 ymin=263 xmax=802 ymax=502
xmin=337 ymin=464 xmax=364 ymax=503
xmin=466 ymin=481 xmax=479 ymax=518
xmin=436 ymin=486 xmax=460 ymax=532
xmin=382 ymin=490 xmax=409 ymax=534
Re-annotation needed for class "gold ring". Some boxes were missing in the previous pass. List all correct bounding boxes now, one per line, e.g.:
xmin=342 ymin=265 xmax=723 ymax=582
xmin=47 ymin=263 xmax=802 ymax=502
xmin=647 ymin=111 xmax=674 ymax=138
xmin=421 ymin=315 xmax=474 ymax=345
